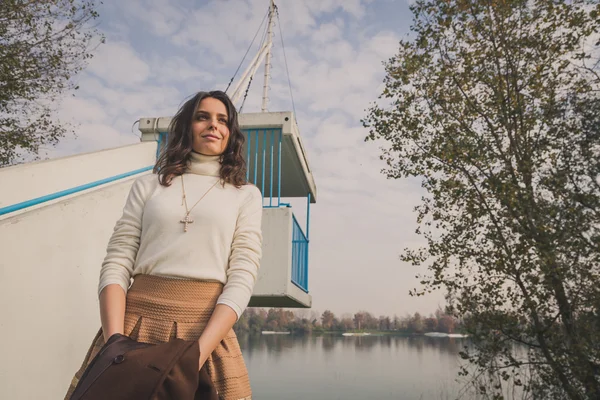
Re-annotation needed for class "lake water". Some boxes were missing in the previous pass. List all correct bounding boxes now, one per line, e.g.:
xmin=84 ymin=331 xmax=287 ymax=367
xmin=239 ymin=334 xmax=471 ymax=400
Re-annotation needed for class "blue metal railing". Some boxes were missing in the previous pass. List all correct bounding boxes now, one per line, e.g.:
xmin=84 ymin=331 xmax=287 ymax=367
xmin=243 ymin=128 xmax=283 ymax=207
xmin=243 ymin=127 xmax=311 ymax=293
xmin=157 ymin=132 xmax=166 ymax=158
xmin=292 ymin=213 xmax=309 ymax=292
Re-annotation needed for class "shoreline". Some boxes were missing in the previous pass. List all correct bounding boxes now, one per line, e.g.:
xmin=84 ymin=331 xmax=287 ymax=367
xmin=238 ymin=329 xmax=470 ymax=338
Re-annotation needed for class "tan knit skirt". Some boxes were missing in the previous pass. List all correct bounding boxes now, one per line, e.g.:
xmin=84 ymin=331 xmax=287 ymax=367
xmin=64 ymin=275 xmax=252 ymax=400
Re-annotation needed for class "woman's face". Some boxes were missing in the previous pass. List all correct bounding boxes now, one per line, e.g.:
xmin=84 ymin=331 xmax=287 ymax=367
xmin=191 ymin=97 xmax=230 ymax=156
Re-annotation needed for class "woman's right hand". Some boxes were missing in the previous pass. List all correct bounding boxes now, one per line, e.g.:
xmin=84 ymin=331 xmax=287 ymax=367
xmin=99 ymin=284 xmax=127 ymax=343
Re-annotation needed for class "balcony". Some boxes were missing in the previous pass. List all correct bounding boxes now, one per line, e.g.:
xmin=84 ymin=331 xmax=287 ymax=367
xmin=239 ymin=112 xmax=315 ymax=308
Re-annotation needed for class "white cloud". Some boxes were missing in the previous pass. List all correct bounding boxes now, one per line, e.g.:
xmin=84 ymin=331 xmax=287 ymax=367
xmin=303 ymin=0 xmax=369 ymax=20
xmin=150 ymin=55 xmax=215 ymax=84
xmin=58 ymin=96 xmax=108 ymax=124
xmin=309 ymin=116 xmax=365 ymax=152
xmin=117 ymin=0 xmax=186 ymax=37
xmin=312 ymin=39 xmax=356 ymax=67
xmin=263 ymin=27 xmax=399 ymax=119
xmin=311 ymin=22 xmax=343 ymax=44
xmin=86 ymin=41 xmax=151 ymax=87
xmin=76 ymin=77 xmax=180 ymax=119
xmin=367 ymin=30 xmax=401 ymax=60
xmin=171 ymin=0 xmax=270 ymax=65
xmin=44 ymin=123 xmax=138 ymax=159
xmin=275 ymin=0 xmax=318 ymax=37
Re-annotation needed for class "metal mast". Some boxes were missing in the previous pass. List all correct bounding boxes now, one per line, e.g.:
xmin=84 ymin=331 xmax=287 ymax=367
xmin=229 ymin=0 xmax=276 ymax=109
xmin=261 ymin=0 xmax=275 ymax=112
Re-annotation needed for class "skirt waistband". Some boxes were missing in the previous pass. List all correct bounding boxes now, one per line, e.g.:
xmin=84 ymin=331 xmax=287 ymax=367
xmin=126 ymin=275 xmax=224 ymax=322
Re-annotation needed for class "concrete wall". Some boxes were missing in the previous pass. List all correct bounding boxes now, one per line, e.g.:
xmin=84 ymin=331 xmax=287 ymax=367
xmin=0 ymin=142 xmax=156 ymax=214
xmin=253 ymin=207 xmax=292 ymax=295
xmin=248 ymin=207 xmax=312 ymax=308
xmin=0 ymin=176 xmax=145 ymax=399
xmin=0 ymin=143 xmax=157 ymax=399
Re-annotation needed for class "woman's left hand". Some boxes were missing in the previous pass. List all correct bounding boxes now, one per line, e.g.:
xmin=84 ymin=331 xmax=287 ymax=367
xmin=198 ymin=352 xmax=208 ymax=370
xmin=197 ymin=304 xmax=238 ymax=371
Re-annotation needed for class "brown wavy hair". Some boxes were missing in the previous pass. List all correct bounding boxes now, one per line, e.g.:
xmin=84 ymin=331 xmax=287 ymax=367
xmin=154 ymin=90 xmax=247 ymax=187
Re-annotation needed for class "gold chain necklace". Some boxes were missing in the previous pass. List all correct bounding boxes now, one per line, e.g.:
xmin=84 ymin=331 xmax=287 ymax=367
xmin=180 ymin=175 xmax=220 ymax=232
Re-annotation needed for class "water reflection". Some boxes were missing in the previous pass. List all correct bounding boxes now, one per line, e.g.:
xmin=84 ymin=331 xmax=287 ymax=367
xmin=240 ymin=333 xmax=469 ymax=357
xmin=322 ymin=334 xmax=335 ymax=352
xmin=241 ymin=334 xmax=472 ymax=400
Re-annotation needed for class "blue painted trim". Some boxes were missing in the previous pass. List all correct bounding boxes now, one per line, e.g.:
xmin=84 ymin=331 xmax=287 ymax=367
xmin=292 ymin=281 xmax=309 ymax=293
xmin=262 ymin=129 xmax=266 ymax=198
xmin=242 ymin=128 xmax=283 ymax=208
xmin=304 ymin=251 xmax=309 ymax=293
xmin=269 ymin=130 xmax=273 ymax=207
xmin=262 ymin=204 xmax=291 ymax=208
xmin=246 ymin=130 xmax=251 ymax=181
xmin=292 ymin=213 xmax=307 ymax=241
xmin=156 ymin=132 xmax=163 ymax=159
xmin=306 ymin=193 xmax=311 ymax=240
xmin=291 ymin=213 xmax=309 ymax=292
xmin=278 ymin=130 xmax=282 ymax=207
xmin=254 ymin=130 xmax=259 ymax=185
xmin=0 ymin=166 xmax=153 ymax=216
xmin=156 ymin=134 xmax=161 ymax=159
xmin=305 ymin=193 xmax=311 ymax=290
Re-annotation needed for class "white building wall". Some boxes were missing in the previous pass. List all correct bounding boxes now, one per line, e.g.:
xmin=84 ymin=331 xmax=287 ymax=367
xmin=253 ymin=207 xmax=292 ymax=295
xmin=0 ymin=143 xmax=158 ymax=399
xmin=0 ymin=177 xmax=143 ymax=399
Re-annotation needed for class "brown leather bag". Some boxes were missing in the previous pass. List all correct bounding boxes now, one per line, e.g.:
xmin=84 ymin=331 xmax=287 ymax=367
xmin=70 ymin=334 xmax=218 ymax=400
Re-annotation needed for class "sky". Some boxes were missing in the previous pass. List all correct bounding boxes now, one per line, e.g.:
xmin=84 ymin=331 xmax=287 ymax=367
xmin=46 ymin=0 xmax=446 ymax=319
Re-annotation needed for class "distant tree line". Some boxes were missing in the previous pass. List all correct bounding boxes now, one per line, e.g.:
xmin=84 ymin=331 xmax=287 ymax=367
xmin=234 ymin=307 xmax=462 ymax=336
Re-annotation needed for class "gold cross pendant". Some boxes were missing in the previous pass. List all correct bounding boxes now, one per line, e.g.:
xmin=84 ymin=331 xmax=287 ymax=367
xmin=180 ymin=214 xmax=194 ymax=232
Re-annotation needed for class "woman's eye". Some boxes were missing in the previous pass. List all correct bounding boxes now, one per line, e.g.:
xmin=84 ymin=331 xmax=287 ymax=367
xmin=219 ymin=118 xmax=228 ymax=124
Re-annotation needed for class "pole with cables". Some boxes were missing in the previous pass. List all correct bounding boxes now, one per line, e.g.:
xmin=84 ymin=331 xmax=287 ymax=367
xmin=261 ymin=0 xmax=275 ymax=112
xmin=230 ymin=41 xmax=271 ymax=105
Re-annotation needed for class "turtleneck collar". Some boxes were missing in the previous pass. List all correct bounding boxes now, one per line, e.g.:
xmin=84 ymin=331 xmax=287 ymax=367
xmin=187 ymin=151 xmax=221 ymax=177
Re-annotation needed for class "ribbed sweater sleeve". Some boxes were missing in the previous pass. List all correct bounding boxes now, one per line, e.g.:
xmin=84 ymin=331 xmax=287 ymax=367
xmin=216 ymin=185 xmax=263 ymax=319
xmin=98 ymin=176 xmax=149 ymax=296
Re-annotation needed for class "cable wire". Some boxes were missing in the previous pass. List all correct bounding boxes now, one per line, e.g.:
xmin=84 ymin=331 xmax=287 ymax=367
xmin=275 ymin=7 xmax=298 ymax=124
xmin=224 ymin=10 xmax=269 ymax=93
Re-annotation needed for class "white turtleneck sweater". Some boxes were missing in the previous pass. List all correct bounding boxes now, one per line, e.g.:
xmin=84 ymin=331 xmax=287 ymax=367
xmin=98 ymin=152 xmax=263 ymax=319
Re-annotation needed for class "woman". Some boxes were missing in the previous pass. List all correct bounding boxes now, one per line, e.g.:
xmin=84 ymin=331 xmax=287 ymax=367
xmin=65 ymin=90 xmax=262 ymax=400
